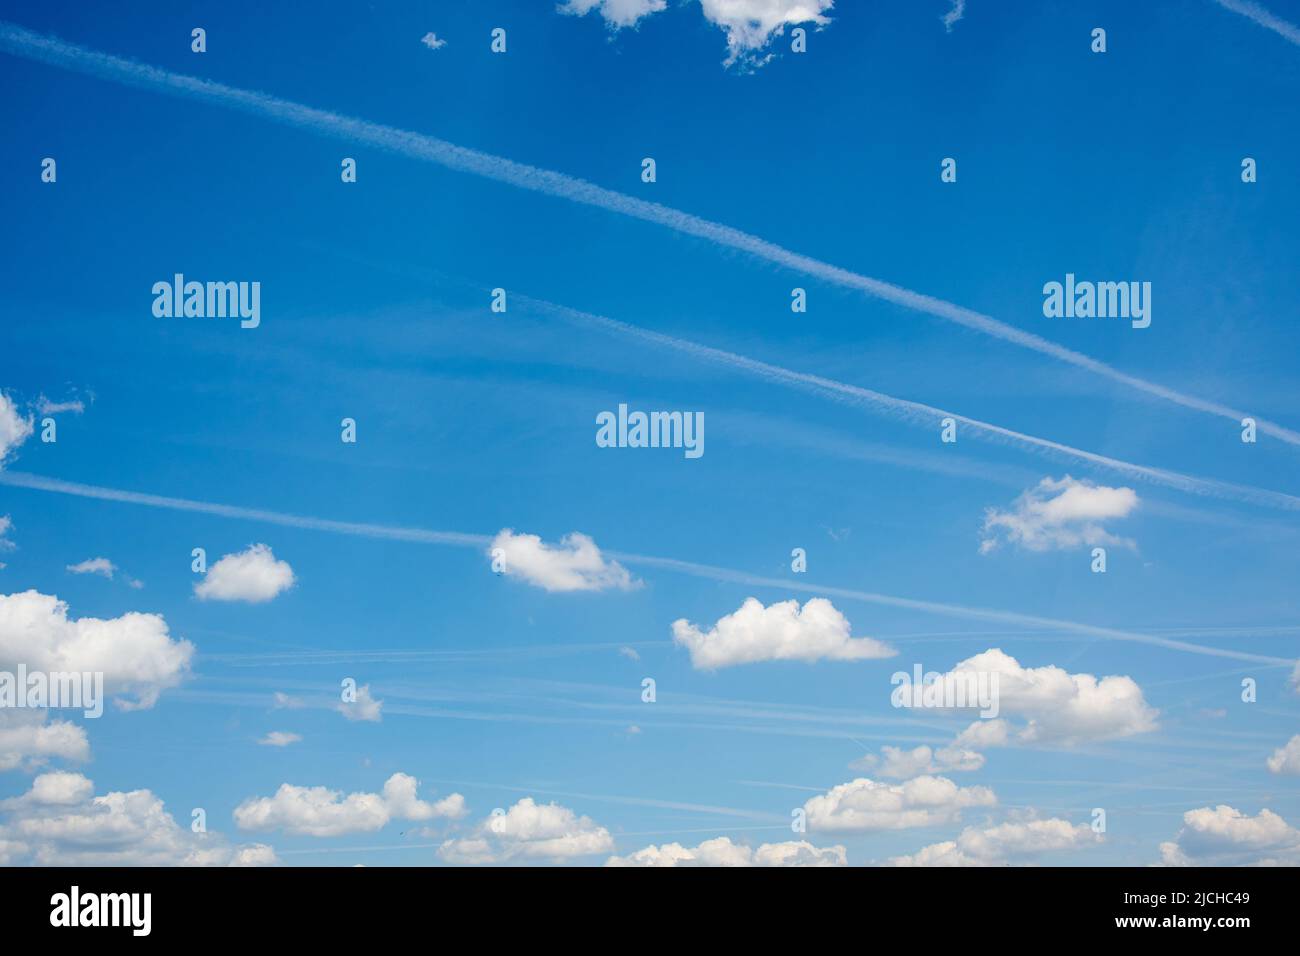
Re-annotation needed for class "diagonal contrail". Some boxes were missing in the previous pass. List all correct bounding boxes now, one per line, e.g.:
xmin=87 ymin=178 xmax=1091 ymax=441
xmin=0 ymin=19 xmax=1296 ymax=445
xmin=1212 ymin=0 xmax=1300 ymax=45
xmin=0 ymin=469 xmax=1292 ymax=665
xmin=518 ymin=293 xmax=1300 ymax=512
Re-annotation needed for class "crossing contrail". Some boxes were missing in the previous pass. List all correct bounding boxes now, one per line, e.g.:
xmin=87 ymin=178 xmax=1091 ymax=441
xmin=0 ymin=469 xmax=1292 ymax=665
xmin=1 ymin=19 xmax=1296 ymax=445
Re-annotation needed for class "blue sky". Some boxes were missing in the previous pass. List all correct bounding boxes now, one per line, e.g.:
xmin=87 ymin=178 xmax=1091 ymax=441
xmin=0 ymin=0 xmax=1298 ymax=866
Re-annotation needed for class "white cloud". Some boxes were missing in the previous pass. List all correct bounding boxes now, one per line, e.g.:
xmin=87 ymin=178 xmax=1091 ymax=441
xmin=0 ymin=392 xmax=33 ymax=466
xmin=439 ymin=797 xmax=613 ymax=864
xmin=66 ymin=557 xmax=141 ymax=589
xmin=420 ymin=32 xmax=447 ymax=50
xmin=489 ymin=529 xmax=637 ymax=592
xmin=941 ymin=0 xmax=966 ymax=32
xmin=700 ymin=0 xmax=834 ymax=65
xmin=889 ymin=817 xmax=1101 ymax=866
xmin=0 ymin=710 xmax=89 ymax=772
xmin=337 ymin=683 xmax=383 ymax=722
xmin=194 ymin=544 xmax=295 ymax=603
xmin=560 ymin=0 xmax=667 ymax=30
xmin=938 ymin=649 xmax=1157 ymax=745
xmin=0 ymin=589 xmax=194 ymax=710
xmin=980 ymin=475 xmax=1138 ymax=554
xmin=0 ymin=771 xmax=276 ymax=866
xmin=36 ymin=397 xmax=85 ymax=415
xmin=0 ymin=515 xmax=13 ymax=555
xmin=852 ymin=743 xmax=985 ymax=779
xmin=619 ymin=645 xmax=640 ymax=661
xmin=672 ymin=597 xmax=895 ymax=669
xmin=257 ymin=731 xmax=302 ymax=748
xmin=273 ymin=691 xmax=305 ymax=709
xmin=1267 ymin=735 xmax=1300 ymax=775
xmin=234 ymin=772 xmax=466 ymax=837
xmin=607 ymin=836 xmax=846 ymax=867
xmin=66 ymin=557 xmax=117 ymax=579
xmin=801 ymin=775 xmax=996 ymax=833
xmin=952 ymin=717 xmax=1011 ymax=749
xmin=1159 ymin=805 xmax=1300 ymax=866
xmin=559 ymin=0 xmax=833 ymax=67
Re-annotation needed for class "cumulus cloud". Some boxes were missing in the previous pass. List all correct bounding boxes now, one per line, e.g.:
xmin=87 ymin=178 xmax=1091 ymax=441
xmin=560 ymin=0 xmax=667 ymax=30
xmin=1267 ymin=735 xmax=1300 ymax=775
xmin=607 ymin=836 xmax=846 ymax=867
xmin=672 ymin=597 xmax=895 ymax=669
xmin=0 ymin=710 xmax=89 ymax=772
xmin=0 ymin=771 xmax=276 ymax=866
xmin=935 ymin=649 xmax=1157 ymax=746
xmin=852 ymin=743 xmax=985 ymax=779
xmin=1159 ymin=805 xmax=1300 ymax=866
xmin=234 ymin=773 xmax=466 ymax=837
xmin=439 ymin=797 xmax=613 ymax=864
xmin=889 ymin=817 xmax=1102 ymax=866
xmin=257 ymin=731 xmax=302 ymax=748
xmin=560 ymin=0 xmax=834 ymax=67
xmin=420 ymin=32 xmax=447 ymax=50
xmin=0 ymin=392 xmax=33 ymax=466
xmin=0 ymin=515 xmax=13 ymax=557
xmin=0 ymin=590 xmax=193 ymax=710
xmin=801 ymin=775 xmax=996 ymax=833
xmin=700 ymin=0 xmax=834 ymax=65
xmin=980 ymin=476 xmax=1138 ymax=554
xmin=337 ymin=683 xmax=383 ymax=722
xmin=194 ymin=544 xmax=295 ymax=603
xmin=489 ymin=529 xmax=637 ymax=592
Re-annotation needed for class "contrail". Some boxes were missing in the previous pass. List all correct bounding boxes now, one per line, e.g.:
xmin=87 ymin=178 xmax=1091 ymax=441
xmin=0 ymin=470 xmax=488 ymax=548
xmin=1212 ymin=0 xmax=1300 ymax=45
xmin=1 ymin=20 xmax=1295 ymax=445
xmin=518 ymin=294 xmax=1300 ymax=513
xmin=0 ymin=470 xmax=1291 ymax=665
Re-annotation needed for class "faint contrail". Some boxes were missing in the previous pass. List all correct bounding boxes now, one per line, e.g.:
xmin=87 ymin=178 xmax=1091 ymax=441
xmin=1212 ymin=0 xmax=1300 ymax=45
xmin=518 ymin=294 xmax=1300 ymax=513
xmin=0 ymin=470 xmax=1291 ymax=665
xmin=0 ymin=19 xmax=1295 ymax=445
xmin=0 ymin=470 xmax=489 ymax=547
